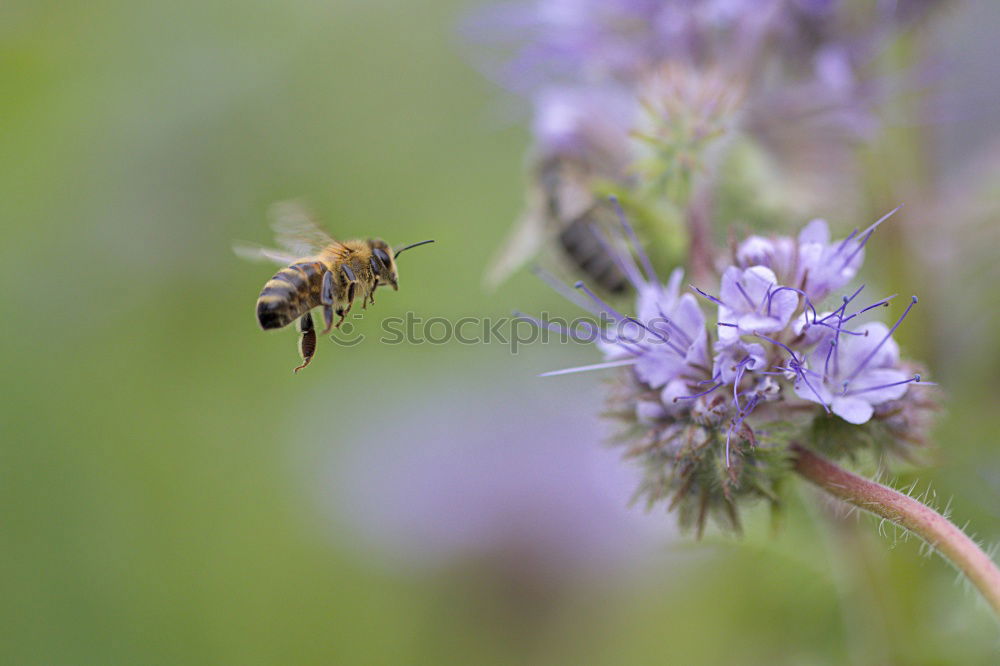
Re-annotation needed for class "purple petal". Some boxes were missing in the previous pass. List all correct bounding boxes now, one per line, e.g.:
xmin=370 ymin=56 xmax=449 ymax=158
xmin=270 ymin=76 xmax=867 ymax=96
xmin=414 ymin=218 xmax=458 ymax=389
xmin=739 ymin=312 xmax=786 ymax=333
xmin=735 ymin=236 xmax=796 ymax=281
xmin=831 ymin=396 xmax=875 ymax=424
xmin=713 ymin=340 xmax=766 ymax=383
xmin=660 ymin=379 xmax=692 ymax=412
xmin=672 ymin=293 xmax=706 ymax=340
xmin=718 ymin=266 xmax=746 ymax=310
xmin=798 ymin=218 xmax=830 ymax=245
xmin=636 ymin=399 xmax=668 ymax=423
xmin=850 ymin=368 xmax=910 ymax=404
xmin=839 ymin=322 xmax=899 ymax=374
xmin=741 ymin=266 xmax=780 ymax=305
xmin=766 ymin=287 xmax=799 ymax=326
xmin=793 ymin=372 xmax=834 ymax=406
xmin=634 ymin=351 xmax=685 ymax=389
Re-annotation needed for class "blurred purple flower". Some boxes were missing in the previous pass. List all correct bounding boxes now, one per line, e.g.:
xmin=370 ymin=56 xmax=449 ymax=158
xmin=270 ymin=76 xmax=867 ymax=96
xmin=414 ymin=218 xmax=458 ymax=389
xmin=467 ymin=0 xmax=673 ymax=93
xmin=735 ymin=233 xmax=797 ymax=280
xmin=532 ymin=85 xmax=636 ymax=163
xmin=466 ymin=0 xmax=950 ymax=220
xmin=321 ymin=375 xmax=670 ymax=576
xmin=465 ymin=0 xmax=928 ymax=141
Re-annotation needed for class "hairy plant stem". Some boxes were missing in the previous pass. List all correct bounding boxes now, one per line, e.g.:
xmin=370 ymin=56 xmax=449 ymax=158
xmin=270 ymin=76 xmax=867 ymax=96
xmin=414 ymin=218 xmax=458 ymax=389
xmin=790 ymin=443 xmax=1000 ymax=619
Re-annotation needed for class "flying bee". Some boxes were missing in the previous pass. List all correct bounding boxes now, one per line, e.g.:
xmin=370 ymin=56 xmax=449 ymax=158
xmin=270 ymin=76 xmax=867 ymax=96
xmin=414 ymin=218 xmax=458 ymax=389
xmin=235 ymin=201 xmax=434 ymax=372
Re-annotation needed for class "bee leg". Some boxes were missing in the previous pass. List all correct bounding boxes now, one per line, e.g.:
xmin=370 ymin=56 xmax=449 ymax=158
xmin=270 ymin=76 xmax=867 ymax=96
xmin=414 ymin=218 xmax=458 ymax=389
xmin=320 ymin=270 xmax=336 ymax=335
xmin=367 ymin=258 xmax=380 ymax=308
xmin=334 ymin=307 xmax=346 ymax=329
xmin=342 ymin=282 xmax=356 ymax=316
xmin=322 ymin=305 xmax=335 ymax=334
xmin=340 ymin=266 xmax=357 ymax=318
xmin=321 ymin=269 xmax=335 ymax=305
xmin=293 ymin=312 xmax=317 ymax=373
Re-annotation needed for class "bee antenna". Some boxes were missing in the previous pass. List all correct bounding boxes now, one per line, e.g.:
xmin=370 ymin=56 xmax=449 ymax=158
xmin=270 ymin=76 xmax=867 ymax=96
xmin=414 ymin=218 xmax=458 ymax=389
xmin=393 ymin=239 xmax=435 ymax=259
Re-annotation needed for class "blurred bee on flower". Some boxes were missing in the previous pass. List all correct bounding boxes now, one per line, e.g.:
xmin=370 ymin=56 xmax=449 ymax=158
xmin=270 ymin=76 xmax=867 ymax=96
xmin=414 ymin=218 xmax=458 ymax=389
xmin=485 ymin=87 xmax=640 ymax=294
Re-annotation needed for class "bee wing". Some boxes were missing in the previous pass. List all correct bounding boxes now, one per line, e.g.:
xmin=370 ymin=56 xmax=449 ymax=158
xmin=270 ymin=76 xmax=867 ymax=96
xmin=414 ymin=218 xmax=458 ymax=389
xmin=483 ymin=157 xmax=596 ymax=290
xmin=483 ymin=208 xmax=546 ymax=290
xmin=269 ymin=200 xmax=340 ymax=256
xmin=233 ymin=241 xmax=299 ymax=265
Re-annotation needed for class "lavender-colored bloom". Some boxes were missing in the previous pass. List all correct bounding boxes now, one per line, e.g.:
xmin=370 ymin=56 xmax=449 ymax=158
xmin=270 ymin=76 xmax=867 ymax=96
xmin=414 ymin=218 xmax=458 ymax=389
xmin=321 ymin=376 xmax=668 ymax=576
xmin=795 ymin=218 xmax=868 ymax=302
xmin=713 ymin=339 xmax=766 ymax=384
xmin=522 ymin=207 xmax=934 ymax=532
xmin=598 ymin=268 xmax=709 ymax=390
xmin=792 ymin=308 xmax=836 ymax=346
xmin=466 ymin=0 xmax=677 ymax=93
xmin=735 ymin=234 xmax=796 ymax=280
xmin=532 ymin=85 xmax=636 ymax=162
xmin=469 ymin=0 xmax=816 ymax=93
xmin=735 ymin=213 xmax=898 ymax=303
xmin=793 ymin=321 xmax=915 ymax=424
xmin=716 ymin=265 xmax=798 ymax=342
xmin=466 ymin=0 xmax=926 ymax=145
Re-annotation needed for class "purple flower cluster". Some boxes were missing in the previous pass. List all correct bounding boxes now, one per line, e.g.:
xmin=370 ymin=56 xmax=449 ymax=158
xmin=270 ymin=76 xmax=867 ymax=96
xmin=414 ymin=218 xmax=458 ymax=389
xmin=468 ymin=0 xmax=934 ymax=169
xmin=471 ymin=0 xmax=881 ymax=94
xmin=524 ymin=203 xmax=936 ymax=531
xmin=474 ymin=1 xmax=946 ymax=533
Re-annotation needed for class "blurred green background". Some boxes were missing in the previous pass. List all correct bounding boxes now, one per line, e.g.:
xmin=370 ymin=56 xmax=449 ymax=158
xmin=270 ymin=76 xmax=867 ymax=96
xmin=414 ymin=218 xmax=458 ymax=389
xmin=2 ymin=1 xmax=1000 ymax=664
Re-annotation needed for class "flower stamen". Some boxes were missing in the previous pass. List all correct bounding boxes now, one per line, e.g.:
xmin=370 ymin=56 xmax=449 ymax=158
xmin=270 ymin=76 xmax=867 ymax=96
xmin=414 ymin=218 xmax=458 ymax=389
xmin=734 ymin=279 xmax=757 ymax=310
xmin=841 ymin=294 xmax=896 ymax=324
xmin=539 ymin=358 xmax=637 ymax=377
xmin=837 ymin=205 xmax=901 ymax=271
xmin=609 ymin=195 xmax=659 ymax=286
xmin=576 ymin=281 xmax=688 ymax=356
xmin=843 ymin=296 xmax=918 ymax=386
xmin=768 ymin=286 xmax=818 ymax=321
xmin=841 ymin=373 xmax=929 ymax=397
xmin=691 ymin=285 xmax=724 ymax=307
xmin=675 ymin=382 xmax=723 ymax=402
xmin=532 ymin=266 xmax=603 ymax=316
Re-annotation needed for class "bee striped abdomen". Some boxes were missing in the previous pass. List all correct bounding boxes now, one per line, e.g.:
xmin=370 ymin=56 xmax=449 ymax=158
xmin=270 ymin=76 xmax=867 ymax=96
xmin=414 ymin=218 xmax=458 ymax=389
xmin=558 ymin=215 xmax=629 ymax=294
xmin=256 ymin=261 xmax=326 ymax=330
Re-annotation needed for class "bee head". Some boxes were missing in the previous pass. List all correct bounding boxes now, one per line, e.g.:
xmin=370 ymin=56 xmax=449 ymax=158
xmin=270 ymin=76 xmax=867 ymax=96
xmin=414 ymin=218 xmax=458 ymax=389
xmin=367 ymin=239 xmax=398 ymax=290
xmin=368 ymin=238 xmax=435 ymax=291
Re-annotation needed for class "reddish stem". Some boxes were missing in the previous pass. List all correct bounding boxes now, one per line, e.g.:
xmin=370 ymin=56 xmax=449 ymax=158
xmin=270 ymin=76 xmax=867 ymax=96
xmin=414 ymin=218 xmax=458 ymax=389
xmin=790 ymin=443 xmax=1000 ymax=618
